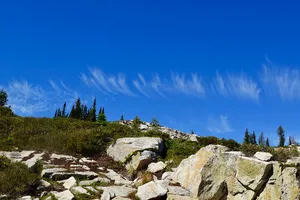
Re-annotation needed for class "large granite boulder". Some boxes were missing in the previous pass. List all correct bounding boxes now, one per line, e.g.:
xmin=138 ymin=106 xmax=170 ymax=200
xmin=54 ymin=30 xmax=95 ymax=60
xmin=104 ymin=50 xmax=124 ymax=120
xmin=107 ymin=137 xmax=164 ymax=163
xmin=136 ymin=180 xmax=168 ymax=200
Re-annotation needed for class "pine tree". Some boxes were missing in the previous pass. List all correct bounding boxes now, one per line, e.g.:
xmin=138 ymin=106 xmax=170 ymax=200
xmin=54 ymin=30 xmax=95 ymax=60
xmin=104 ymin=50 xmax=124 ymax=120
xmin=97 ymin=106 xmax=107 ymax=126
xmin=191 ymin=130 xmax=195 ymax=135
xmin=266 ymin=137 xmax=270 ymax=147
xmin=132 ymin=116 xmax=141 ymax=131
xmin=277 ymin=125 xmax=285 ymax=147
xmin=54 ymin=109 xmax=58 ymax=118
xmin=243 ymin=129 xmax=250 ymax=144
xmin=151 ymin=117 xmax=159 ymax=128
xmin=91 ymin=98 xmax=97 ymax=122
xmin=258 ymin=132 xmax=265 ymax=146
xmin=62 ymin=102 xmax=67 ymax=118
xmin=57 ymin=108 xmax=62 ymax=118
xmin=82 ymin=105 xmax=88 ymax=120
xmin=0 ymin=89 xmax=8 ymax=107
xmin=69 ymin=105 xmax=75 ymax=118
xmin=289 ymin=136 xmax=292 ymax=146
xmin=120 ymin=115 xmax=124 ymax=121
xmin=252 ymin=132 xmax=257 ymax=145
xmin=74 ymin=98 xmax=82 ymax=119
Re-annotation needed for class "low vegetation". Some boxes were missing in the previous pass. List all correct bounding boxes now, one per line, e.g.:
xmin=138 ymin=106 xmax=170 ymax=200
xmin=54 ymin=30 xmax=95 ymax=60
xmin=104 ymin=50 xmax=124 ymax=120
xmin=0 ymin=156 xmax=42 ymax=197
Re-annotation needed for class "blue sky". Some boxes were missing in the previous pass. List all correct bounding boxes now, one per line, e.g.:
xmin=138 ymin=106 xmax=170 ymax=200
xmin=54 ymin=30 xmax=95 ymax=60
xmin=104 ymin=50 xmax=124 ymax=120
xmin=1 ymin=1 xmax=300 ymax=144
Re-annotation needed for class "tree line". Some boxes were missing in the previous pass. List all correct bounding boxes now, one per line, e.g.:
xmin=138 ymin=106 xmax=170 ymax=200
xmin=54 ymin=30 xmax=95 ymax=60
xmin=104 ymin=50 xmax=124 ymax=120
xmin=243 ymin=125 xmax=298 ymax=147
xmin=53 ymin=98 xmax=107 ymax=125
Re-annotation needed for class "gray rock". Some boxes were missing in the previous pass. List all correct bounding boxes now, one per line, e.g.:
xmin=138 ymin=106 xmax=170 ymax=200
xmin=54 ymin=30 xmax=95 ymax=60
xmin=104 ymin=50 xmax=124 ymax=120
xmin=147 ymin=161 xmax=166 ymax=173
xmin=97 ymin=186 xmax=136 ymax=198
xmin=107 ymin=137 xmax=164 ymax=163
xmin=168 ymin=186 xmax=191 ymax=196
xmin=126 ymin=150 xmax=157 ymax=171
xmin=71 ymin=186 xmax=89 ymax=195
xmin=63 ymin=177 xmax=77 ymax=189
xmin=254 ymin=152 xmax=273 ymax=161
xmin=136 ymin=181 xmax=168 ymax=200
xmin=51 ymin=190 xmax=75 ymax=200
xmin=51 ymin=171 xmax=98 ymax=180
xmin=24 ymin=152 xmax=44 ymax=168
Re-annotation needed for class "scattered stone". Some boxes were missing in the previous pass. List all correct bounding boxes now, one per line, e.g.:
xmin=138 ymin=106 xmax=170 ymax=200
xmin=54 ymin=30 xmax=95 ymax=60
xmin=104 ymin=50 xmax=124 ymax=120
xmin=97 ymin=186 xmax=136 ymax=198
xmin=42 ymin=168 xmax=68 ymax=178
xmin=254 ymin=152 xmax=273 ymax=161
xmin=19 ymin=196 xmax=32 ymax=200
xmin=0 ymin=151 xmax=35 ymax=162
xmin=136 ymin=181 xmax=168 ymax=200
xmin=80 ymin=157 xmax=97 ymax=163
xmin=40 ymin=180 xmax=51 ymax=188
xmin=63 ymin=177 xmax=77 ymax=189
xmin=103 ymin=169 xmax=132 ymax=185
xmin=51 ymin=171 xmax=98 ymax=180
xmin=107 ymin=137 xmax=164 ymax=163
xmin=147 ymin=161 xmax=166 ymax=173
xmin=167 ymin=195 xmax=193 ymax=200
xmin=79 ymin=177 xmax=110 ymax=186
xmin=85 ymin=186 xmax=98 ymax=193
xmin=71 ymin=186 xmax=89 ymax=195
xmin=24 ymin=152 xmax=44 ymax=168
xmin=126 ymin=150 xmax=157 ymax=171
xmin=162 ymin=172 xmax=173 ymax=182
xmin=50 ymin=153 xmax=76 ymax=161
xmin=51 ymin=190 xmax=75 ymax=200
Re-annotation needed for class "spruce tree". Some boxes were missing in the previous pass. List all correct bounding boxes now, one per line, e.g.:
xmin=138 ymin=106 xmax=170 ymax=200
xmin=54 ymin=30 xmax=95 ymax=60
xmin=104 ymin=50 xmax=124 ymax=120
xmin=91 ymin=98 xmax=97 ymax=122
xmin=151 ymin=117 xmax=159 ymax=128
xmin=62 ymin=102 xmax=67 ymax=118
xmin=252 ymin=132 xmax=257 ymax=145
xmin=258 ymin=132 xmax=265 ymax=146
xmin=243 ymin=129 xmax=250 ymax=144
xmin=97 ymin=106 xmax=107 ymax=126
xmin=0 ymin=89 xmax=8 ymax=107
xmin=277 ymin=125 xmax=285 ymax=147
xmin=69 ymin=105 xmax=75 ymax=118
xmin=74 ymin=98 xmax=82 ymax=119
xmin=57 ymin=108 xmax=62 ymax=118
xmin=54 ymin=109 xmax=58 ymax=118
xmin=82 ymin=105 xmax=88 ymax=120
xmin=266 ymin=138 xmax=270 ymax=147
xmin=132 ymin=116 xmax=141 ymax=131
xmin=120 ymin=114 xmax=124 ymax=121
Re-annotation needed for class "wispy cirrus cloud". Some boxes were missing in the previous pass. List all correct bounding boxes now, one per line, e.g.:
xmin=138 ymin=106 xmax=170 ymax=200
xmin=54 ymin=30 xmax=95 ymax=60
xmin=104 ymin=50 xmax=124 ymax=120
xmin=81 ymin=68 xmax=134 ymax=96
xmin=213 ymin=72 xmax=261 ymax=102
xmin=262 ymin=61 xmax=300 ymax=100
xmin=1 ymin=80 xmax=49 ymax=114
xmin=171 ymin=73 xmax=205 ymax=96
xmin=207 ymin=115 xmax=233 ymax=133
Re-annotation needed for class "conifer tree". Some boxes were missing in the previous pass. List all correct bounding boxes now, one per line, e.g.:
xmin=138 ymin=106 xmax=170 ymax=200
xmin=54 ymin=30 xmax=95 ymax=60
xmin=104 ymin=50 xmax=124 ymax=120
xmin=82 ymin=105 xmax=88 ymax=120
xmin=252 ymin=131 xmax=257 ymax=145
xmin=74 ymin=98 xmax=82 ymax=119
xmin=277 ymin=125 xmax=285 ymax=147
xmin=57 ymin=108 xmax=62 ymax=118
xmin=120 ymin=114 xmax=124 ymax=121
xmin=69 ymin=105 xmax=75 ymax=118
xmin=97 ymin=106 xmax=107 ymax=126
xmin=266 ymin=138 xmax=270 ymax=147
xmin=0 ymin=89 xmax=8 ymax=107
xmin=54 ymin=109 xmax=58 ymax=118
xmin=62 ymin=102 xmax=67 ymax=118
xmin=151 ymin=117 xmax=159 ymax=128
xmin=243 ymin=129 xmax=250 ymax=144
xmin=132 ymin=116 xmax=141 ymax=131
xmin=258 ymin=132 xmax=265 ymax=146
xmin=91 ymin=98 xmax=97 ymax=122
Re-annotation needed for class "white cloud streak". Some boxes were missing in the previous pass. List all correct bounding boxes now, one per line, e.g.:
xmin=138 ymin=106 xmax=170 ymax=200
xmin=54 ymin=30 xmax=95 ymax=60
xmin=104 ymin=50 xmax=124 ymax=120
xmin=262 ymin=63 xmax=300 ymax=100
xmin=213 ymin=72 xmax=261 ymax=101
xmin=171 ymin=73 xmax=205 ymax=96
xmin=207 ymin=115 xmax=233 ymax=133
xmin=81 ymin=68 xmax=134 ymax=96
xmin=1 ymin=80 xmax=49 ymax=114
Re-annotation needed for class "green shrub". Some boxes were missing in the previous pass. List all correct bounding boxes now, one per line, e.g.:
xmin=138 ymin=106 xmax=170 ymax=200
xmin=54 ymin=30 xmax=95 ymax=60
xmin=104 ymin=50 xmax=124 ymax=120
xmin=0 ymin=156 xmax=41 ymax=197
xmin=240 ymin=144 xmax=299 ymax=162
xmin=0 ymin=106 xmax=14 ymax=117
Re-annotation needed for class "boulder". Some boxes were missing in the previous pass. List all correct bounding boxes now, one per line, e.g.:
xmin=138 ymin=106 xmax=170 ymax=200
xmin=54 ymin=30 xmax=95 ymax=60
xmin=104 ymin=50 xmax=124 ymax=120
xmin=136 ymin=181 xmax=168 ymax=200
xmin=40 ymin=180 xmax=51 ymax=188
xmin=24 ymin=152 xmax=44 ymax=168
xmin=254 ymin=152 xmax=273 ymax=161
xmin=51 ymin=171 xmax=98 ymax=180
xmin=236 ymin=157 xmax=272 ymax=191
xmin=97 ymin=186 xmax=136 ymax=198
xmin=51 ymin=190 xmax=74 ymax=200
xmin=71 ymin=186 xmax=89 ymax=195
xmin=107 ymin=137 xmax=164 ymax=163
xmin=147 ymin=161 xmax=166 ymax=173
xmin=103 ymin=169 xmax=132 ymax=185
xmin=126 ymin=150 xmax=158 ymax=171
xmin=79 ymin=177 xmax=110 ymax=186
xmin=0 ymin=151 xmax=35 ymax=162
xmin=162 ymin=172 xmax=173 ymax=182
xmin=171 ymin=145 xmax=228 ymax=196
xmin=63 ymin=177 xmax=77 ymax=189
